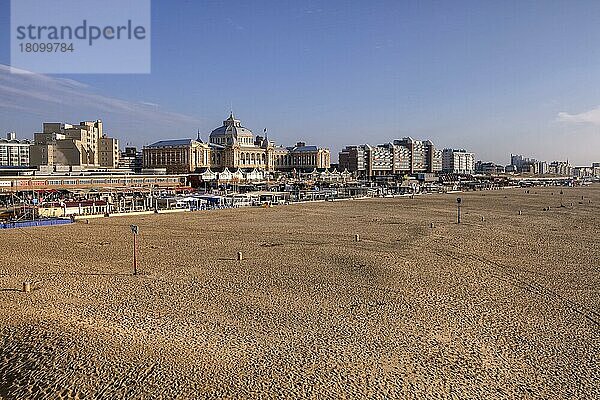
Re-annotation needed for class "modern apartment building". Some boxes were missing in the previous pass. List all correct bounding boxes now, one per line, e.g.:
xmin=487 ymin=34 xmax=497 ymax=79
xmin=509 ymin=154 xmax=538 ymax=173
xmin=339 ymin=137 xmax=442 ymax=178
xmin=548 ymin=161 xmax=573 ymax=176
xmin=392 ymin=137 xmax=441 ymax=174
xmin=0 ymin=132 xmax=30 ymax=167
xmin=442 ymin=149 xmax=475 ymax=174
xmin=573 ymin=166 xmax=595 ymax=178
xmin=338 ymin=145 xmax=369 ymax=175
xmin=118 ymin=147 xmax=143 ymax=172
xmin=593 ymin=163 xmax=600 ymax=177
xmin=99 ymin=135 xmax=120 ymax=168
xmin=367 ymin=144 xmax=394 ymax=176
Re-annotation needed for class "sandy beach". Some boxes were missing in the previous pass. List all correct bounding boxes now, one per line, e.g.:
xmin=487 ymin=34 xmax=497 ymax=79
xmin=1 ymin=186 xmax=598 ymax=399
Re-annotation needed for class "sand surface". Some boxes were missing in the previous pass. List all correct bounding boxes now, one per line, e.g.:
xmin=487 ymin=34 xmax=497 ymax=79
xmin=1 ymin=187 xmax=599 ymax=399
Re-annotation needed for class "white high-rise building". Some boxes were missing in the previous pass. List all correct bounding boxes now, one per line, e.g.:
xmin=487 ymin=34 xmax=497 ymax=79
xmin=0 ymin=132 xmax=30 ymax=167
xmin=442 ymin=149 xmax=475 ymax=174
xmin=339 ymin=138 xmax=442 ymax=177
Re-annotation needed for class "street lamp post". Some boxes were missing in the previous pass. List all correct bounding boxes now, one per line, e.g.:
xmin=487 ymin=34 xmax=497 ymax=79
xmin=130 ymin=225 xmax=139 ymax=275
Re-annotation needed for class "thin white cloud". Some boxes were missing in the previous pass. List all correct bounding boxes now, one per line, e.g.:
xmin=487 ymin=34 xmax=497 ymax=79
xmin=139 ymin=101 xmax=160 ymax=107
xmin=557 ymin=106 xmax=600 ymax=125
xmin=0 ymin=64 xmax=200 ymax=127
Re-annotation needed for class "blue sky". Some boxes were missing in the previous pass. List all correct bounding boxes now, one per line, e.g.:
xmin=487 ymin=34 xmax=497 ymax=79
xmin=1 ymin=0 xmax=599 ymax=164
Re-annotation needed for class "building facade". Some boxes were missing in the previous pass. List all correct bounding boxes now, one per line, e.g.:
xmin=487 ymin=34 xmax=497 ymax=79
xmin=510 ymin=154 xmax=539 ymax=173
xmin=442 ymin=149 xmax=475 ymax=174
xmin=339 ymin=137 xmax=442 ymax=178
xmin=118 ymin=147 xmax=143 ymax=172
xmin=548 ymin=161 xmax=573 ymax=176
xmin=476 ymin=161 xmax=505 ymax=174
xmin=143 ymin=114 xmax=330 ymax=174
xmin=432 ymin=149 xmax=443 ymax=172
xmin=29 ymin=120 xmax=120 ymax=169
xmin=0 ymin=132 xmax=30 ymax=167
xmin=208 ymin=114 xmax=271 ymax=170
xmin=593 ymin=163 xmax=600 ymax=178
xmin=392 ymin=137 xmax=441 ymax=174
xmin=208 ymin=114 xmax=330 ymax=172
xmin=338 ymin=145 xmax=369 ymax=175
xmin=274 ymin=142 xmax=331 ymax=171
xmin=367 ymin=144 xmax=394 ymax=176
xmin=143 ymin=139 xmax=210 ymax=174
xmin=535 ymin=161 xmax=548 ymax=175
xmin=573 ymin=166 xmax=595 ymax=178
xmin=99 ymin=136 xmax=120 ymax=168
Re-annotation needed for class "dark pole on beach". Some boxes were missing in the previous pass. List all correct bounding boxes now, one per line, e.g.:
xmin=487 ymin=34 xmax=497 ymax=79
xmin=560 ymin=189 xmax=564 ymax=207
xmin=457 ymin=197 xmax=462 ymax=224
xmin=131 ymin=225 xmax=139 ymax=275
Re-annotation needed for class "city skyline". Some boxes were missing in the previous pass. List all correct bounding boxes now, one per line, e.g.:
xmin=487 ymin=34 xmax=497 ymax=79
xmin=3 ymin=112 xmax=593 ymax=169
xmin=1 ymin=1 xmax=600 ymax=165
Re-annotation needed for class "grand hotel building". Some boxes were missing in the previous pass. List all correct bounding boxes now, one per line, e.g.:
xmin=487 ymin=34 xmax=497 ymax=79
xmin=143 ymin=114 xmax=330 ymax=174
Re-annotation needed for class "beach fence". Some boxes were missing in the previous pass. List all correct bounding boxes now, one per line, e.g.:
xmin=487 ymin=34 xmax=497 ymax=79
xmin=0 ymin=218 xmax=73 ymax=230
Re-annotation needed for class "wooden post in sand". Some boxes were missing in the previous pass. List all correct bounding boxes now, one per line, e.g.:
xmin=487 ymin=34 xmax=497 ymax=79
xmin=237 ymin=251 xmax=243 ymax=261
xmin=22 ymin=282 xmax=31 ymax=293
xmin=456 ymin=198 xmax=462 ymax=224
xmin=130 ymin=225 xmax=139 ymax=275
xmin=355 ymin=234 xmax=360 ymax=242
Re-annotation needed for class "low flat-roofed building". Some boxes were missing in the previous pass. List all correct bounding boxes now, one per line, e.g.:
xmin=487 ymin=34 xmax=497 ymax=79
xmin=476 ymin=161 xmax=505 ymax=174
